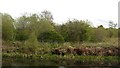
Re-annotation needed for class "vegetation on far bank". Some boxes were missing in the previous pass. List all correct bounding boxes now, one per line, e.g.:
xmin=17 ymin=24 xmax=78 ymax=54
xmin=1 ymin=10 xmax=119 ymax=57
xmin=3 ymin=53 xmax=119 ymax=66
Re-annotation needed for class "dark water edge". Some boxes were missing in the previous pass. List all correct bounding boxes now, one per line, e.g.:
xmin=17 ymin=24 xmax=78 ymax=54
xmin=1 ymin=66 xmax=120 ymax=68
xmin=2 ymin=56 xmax=120 ymax=68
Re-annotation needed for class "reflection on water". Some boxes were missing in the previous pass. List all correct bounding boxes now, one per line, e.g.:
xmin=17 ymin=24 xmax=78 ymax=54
xmin=2 ymin=57 xmax=119 ymax=68
xmin=2 ymin=66 xmax=120 ymax=68
xmin=59 ymin=66 xmax=65 ymax=68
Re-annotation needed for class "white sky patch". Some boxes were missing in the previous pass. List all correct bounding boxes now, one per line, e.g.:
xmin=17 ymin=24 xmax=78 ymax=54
xmin=0 ymin=0 xmax=119 ymax=28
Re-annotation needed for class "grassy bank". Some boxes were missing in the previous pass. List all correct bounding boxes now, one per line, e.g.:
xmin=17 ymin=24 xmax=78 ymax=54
xmin=2 ymin=40 xmax=119 ymax=66
xmin=2 ymin=41 xmax=119 ymax=56
xmin=2 ymin=52 xmax=119 ymax=66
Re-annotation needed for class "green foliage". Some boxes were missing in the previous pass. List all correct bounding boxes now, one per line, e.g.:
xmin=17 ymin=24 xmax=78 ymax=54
xmin=108 ymin=21 xmax=117 ymax=28
xmin=38 ymin=31 xmax=64 ymax=43
xmin=15 ymin=13 xmax=55 ymax=41
xmin=21 ymin=32 xmax=39 ymax=54
xmin=2 ymin=13 xmax=15 ymax=41
xmin=2 ymin=12 xmax=118 ymax=45
xmin=107 ymin=21 xmax=118 ymax=38
xmin=57 ymin=19 xmax=91 ymax=42
xmin=27 ymin=14 xmax=55 ymax=36
xmin=41 ymin=10 xmax=53 ymax=20
xmin=16 ymin=15 xmax=29 ymax=29
xmin=119 ymin=28 xmax=120 ymax=39
xmin=90 ymin=26 xmax=107 ymax=42
xmin=2 ymin=12 xmax=119 ymax=66
xmin=107 ymin=28 xmax=118 ymax=38
xmin=15 ymin=29 xmax=29 ymax=41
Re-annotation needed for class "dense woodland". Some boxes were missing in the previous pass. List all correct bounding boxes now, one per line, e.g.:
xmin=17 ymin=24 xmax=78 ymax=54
xmin=1 ymin=10 xmax=120 ymax=66
xmin=2 ymin=11 xmax=118 ymax=42
xmin=1 ymin=10 xmax=119 ymax=56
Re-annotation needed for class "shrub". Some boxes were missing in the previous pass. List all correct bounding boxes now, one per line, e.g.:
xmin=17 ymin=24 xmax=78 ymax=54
xmin=38 ymin=31 xmax=64 ymax=43
xmin=2 ymin=13 xmax=15 ymax=41
xmin=56 ymin=20 xmax=92 ymax=42
xmin=15 ymin=29 xmax=29 ymax=41
xmin=20 ymin=32 xmax=39 ymax=54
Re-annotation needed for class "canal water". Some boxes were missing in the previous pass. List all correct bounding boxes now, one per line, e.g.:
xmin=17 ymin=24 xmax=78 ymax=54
xmin=2 ymin=57 xmax=119 ymax=68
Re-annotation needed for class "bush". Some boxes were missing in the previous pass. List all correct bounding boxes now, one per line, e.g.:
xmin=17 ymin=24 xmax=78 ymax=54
xmin=2 ymin=13 xmax=15 ymax=41
xmin=56 ymin=20 xmax=92 ymax=42
xmin=90 ymin=27 xmax=107 ymax=42
xmin=15 ymin=29 xmax=29 ymax=41
xmin=38 ymin=31 xmax=64 ymax=43
xmin=20 ymin=32 xmax=39 ymax=54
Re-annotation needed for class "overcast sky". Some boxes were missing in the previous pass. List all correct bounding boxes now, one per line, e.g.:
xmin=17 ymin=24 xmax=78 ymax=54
xmin=0 ymin=0 xmax=119 ymax=28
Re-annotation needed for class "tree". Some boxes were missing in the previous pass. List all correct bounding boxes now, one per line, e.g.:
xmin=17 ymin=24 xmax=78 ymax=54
xmin=119 ymin=28 xmax=120 ymax=41
xmin=57 ymin=19 xmax=91 ymax=42
xmin=0 ymin=13 xmax=2 ymax=39
xmin=16 ymin=13 xmax=55 ymax=40
xmin=41 ymin=10 xmax=53 ymax=22
xmin=16 ymin=15 xmax=29 ymax=29
xmin=90 ymin=26 xmax=107 ymax=42
xmin=15 ymin=29 xmax=29 ymax=41
xmin=109 ymin=21 xmax=117 ymax=28
xmin=98 ymin=25 xmax=104 ymax=28
xmin=2 ymin=13 xmax=15 ymax=41
xmin=28 ymin=14 xmax=55 ymax=37
xmin=38 ymin=31 xmax=64 ymax=43
xmin=15 ymin=15 xmax=31 ymax=41
xmin=108 ymin=21 xmax=117 ymax=38
xmin=21 ymin=32 xmax=39 ymax=54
